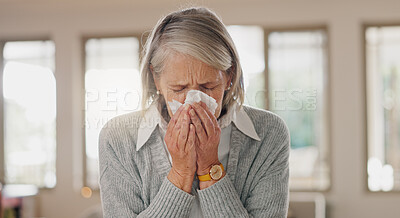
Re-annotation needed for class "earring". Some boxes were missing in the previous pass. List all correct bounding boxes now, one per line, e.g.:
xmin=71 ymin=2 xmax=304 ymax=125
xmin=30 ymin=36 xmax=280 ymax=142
xmin=156 ymin=90 xmax=160 ymax=95
xmin=227 ymin=82 xmax=232 ymax=91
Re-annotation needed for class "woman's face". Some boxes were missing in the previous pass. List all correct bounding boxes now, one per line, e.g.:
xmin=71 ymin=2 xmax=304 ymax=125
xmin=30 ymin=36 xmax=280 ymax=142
xmin=153 ymin=53 xmax=231 ymax=119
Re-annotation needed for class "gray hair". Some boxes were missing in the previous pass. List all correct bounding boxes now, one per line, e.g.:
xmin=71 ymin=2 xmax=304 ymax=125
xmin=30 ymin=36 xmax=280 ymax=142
xmin=140 ymin=7 xmax=244 ymax=114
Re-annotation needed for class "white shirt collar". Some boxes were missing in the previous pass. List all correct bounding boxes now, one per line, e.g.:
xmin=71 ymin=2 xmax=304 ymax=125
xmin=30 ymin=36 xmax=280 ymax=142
xmin=136 ymin=99 xmax=261 ymax=151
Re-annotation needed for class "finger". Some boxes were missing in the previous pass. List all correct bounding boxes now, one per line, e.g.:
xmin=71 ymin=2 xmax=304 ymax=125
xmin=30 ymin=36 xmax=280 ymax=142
xmin=192 ymin=102 xmax=214 ymax=137
xmin=177 ymin=110 xmax=190 ymax=149
xmin=166 ymin=111 xmax=184 ymax=150
xmin=199 ymin=101 xmax=219 ymax=130
xmin=186 ymin=124 xmax=195 ymax=152
xmin=171 ymin=107 xmax=188 ymax=142
xmin=167 ymin=103 xmax=185 ymax=131
xmin=166 ymin=104 xmax=186 ymax=139
xmin=194 ymin=134 xmax=200 ymax=151
xmin=189 ymin=108 xmax=207 ymax=143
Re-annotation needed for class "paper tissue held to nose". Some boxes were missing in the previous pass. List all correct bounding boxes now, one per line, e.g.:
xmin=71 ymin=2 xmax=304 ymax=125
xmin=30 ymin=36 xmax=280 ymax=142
xmin=168 ymin=90 xmax=218 ymax=115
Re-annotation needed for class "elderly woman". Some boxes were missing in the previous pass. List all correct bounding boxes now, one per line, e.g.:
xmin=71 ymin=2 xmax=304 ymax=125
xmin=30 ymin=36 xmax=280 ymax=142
xmin=99 ymin=7 xmax=290 ymax=218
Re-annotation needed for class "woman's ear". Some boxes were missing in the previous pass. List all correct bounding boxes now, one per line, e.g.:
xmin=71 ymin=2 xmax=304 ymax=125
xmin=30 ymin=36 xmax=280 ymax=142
xmin=225 ymin=67 xmax=234 ymax=91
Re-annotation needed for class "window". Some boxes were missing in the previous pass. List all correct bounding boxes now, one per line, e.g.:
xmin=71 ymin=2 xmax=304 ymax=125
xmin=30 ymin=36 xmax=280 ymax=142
xmin=84 ymin=37 xmax=141 ymax=188
xmin=228 ymin=26 xmax=330 ymax=191
xmin=2 ymin=40 xmax=56 ymax=188
xmin=227 ymin=26 xmax=266 ymax=109
xmin=268 ymin=30 xmax=330 ymax=191
xmin=366 ymin=25 xmax=400 ymax=192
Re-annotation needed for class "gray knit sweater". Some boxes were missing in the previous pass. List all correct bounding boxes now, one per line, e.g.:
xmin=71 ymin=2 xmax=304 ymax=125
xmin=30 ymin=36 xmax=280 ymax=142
xmin=98 ymin=104 xmax=290 ymax=218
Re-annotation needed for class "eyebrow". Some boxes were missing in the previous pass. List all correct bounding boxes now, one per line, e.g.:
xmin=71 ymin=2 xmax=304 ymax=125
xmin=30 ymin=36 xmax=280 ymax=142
xmin=168 ymin=81 xmax=219 ymax=87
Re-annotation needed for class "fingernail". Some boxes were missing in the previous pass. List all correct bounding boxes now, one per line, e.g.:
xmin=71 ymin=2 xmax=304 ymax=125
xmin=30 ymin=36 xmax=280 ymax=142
xmin=185 ymin=104 xmax=190 ymax=110
xmin=189 ymin=109 xmax=195 ymax=116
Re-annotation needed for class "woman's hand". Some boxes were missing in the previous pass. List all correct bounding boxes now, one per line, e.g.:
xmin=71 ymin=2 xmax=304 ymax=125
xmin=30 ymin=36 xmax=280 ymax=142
xmin=189 ymin=102 xmax=222 ymax=176
xmin=165 ymin=104 xmax=197 ymax=193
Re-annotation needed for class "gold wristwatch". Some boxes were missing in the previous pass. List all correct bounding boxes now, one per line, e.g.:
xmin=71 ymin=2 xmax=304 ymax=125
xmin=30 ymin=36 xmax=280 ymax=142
xmin=198 ymin=163 xmax=224 ymax=181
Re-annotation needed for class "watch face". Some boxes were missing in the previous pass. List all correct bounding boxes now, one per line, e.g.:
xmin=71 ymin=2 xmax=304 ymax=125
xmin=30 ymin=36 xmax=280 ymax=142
xmin=210 ymin=165 xmax=223 ymax=180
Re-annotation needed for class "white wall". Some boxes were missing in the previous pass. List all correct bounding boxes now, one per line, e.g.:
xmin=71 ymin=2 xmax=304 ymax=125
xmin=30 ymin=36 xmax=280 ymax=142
xmin=1 ymin=0 xmax=399 ymax=217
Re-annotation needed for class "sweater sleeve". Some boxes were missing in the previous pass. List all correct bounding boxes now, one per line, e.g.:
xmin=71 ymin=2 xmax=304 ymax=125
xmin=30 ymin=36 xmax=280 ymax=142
xmin=98 ymin=127 xmax=196 ymax=218
xmin=197 ymin=123 xmax=290 ymax=218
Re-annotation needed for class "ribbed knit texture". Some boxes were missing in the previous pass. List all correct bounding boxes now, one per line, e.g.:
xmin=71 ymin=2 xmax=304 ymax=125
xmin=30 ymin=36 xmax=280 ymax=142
xmin=98 ymin=104 xmax=290 ymax=218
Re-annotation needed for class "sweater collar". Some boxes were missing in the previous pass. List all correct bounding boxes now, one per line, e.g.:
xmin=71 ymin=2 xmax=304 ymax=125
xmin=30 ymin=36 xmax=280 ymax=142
xmin=136 ymin=99 xmax=261 ymax=151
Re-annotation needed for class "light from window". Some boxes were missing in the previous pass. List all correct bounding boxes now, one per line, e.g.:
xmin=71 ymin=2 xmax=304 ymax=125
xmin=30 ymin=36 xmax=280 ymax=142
xmin=3 ymin=41 xmax=56 ymax=188
xmin=366 ymin=26 xmax=400 ymax=192
xmin=268 ymin=30 xmax=329 ymax=191
xmin=227 ymin=26 xmax=266 ymax=108
xmin=85 ymin=37 xmax=141 ymax=188
xmin=227 ymin=27 xmax=330 ymax=191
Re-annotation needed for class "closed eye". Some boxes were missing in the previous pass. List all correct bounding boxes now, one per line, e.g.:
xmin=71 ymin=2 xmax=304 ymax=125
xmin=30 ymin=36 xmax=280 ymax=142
xmin=202 ymin=85 xmax=219 ymax=90
xmin=172 ymin=87 xmax=185 ymax=92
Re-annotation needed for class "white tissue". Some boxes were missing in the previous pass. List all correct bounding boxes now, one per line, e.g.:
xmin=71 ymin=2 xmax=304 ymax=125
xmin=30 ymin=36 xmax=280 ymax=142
xmin=168 ymin=90 xmax=218 ymax=115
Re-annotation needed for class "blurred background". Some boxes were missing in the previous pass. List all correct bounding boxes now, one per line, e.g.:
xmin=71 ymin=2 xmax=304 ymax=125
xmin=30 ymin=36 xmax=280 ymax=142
xmin=0 ymin=0 xmax=399 ymax=217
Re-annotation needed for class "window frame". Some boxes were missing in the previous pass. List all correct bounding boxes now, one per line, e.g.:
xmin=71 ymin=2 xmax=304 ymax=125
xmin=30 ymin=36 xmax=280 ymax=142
xmin=363 ymin=22 xmax=400 ymax=193
xmin=263 ymin=26 xmax=332 ymax=192
xmin=0 ymin=37 xmax=56 ymax=190
xmin=81 ymin=33 xmax=146 ymax=190
xmin=0 ymin=41 xmax=4 ymax=186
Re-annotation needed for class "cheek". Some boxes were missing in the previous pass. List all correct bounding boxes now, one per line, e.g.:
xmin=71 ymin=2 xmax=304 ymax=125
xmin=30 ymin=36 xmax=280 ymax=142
xmin=163 ymin=89 xmax=186 ymax=104
xmin=208 ymin=88 xmax=226 ymax=116
xmin=161 ymin=89 xmax=186 ymax=118
xmin=158 ymin=79 xmax=185 ymax=104
xmin=209 ymin=89 xmax=224 ymax=104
